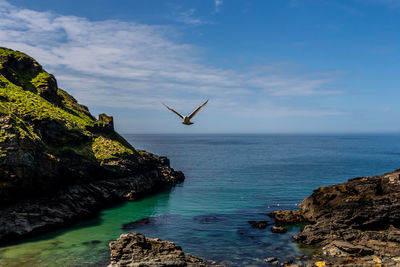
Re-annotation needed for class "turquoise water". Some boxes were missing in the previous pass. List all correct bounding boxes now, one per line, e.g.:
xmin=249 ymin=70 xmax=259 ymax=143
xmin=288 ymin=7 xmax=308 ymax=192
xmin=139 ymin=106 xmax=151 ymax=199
xmin=0 ymin=134 xmax=399 ymax=266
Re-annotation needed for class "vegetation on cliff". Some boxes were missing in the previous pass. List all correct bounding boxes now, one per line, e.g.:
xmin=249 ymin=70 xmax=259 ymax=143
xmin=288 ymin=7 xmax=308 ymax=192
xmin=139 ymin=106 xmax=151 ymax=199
xmin=0 ymin=47 xmax=136 ymax=202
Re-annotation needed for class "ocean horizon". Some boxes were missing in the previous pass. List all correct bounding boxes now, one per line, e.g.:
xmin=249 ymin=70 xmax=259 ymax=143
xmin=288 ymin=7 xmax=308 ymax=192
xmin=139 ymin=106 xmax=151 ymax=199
xmin=1 ymin=133 xmax=399 ymax=266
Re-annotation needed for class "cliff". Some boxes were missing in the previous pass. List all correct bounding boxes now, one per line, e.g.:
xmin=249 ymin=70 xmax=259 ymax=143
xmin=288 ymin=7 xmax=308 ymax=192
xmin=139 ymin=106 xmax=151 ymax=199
xmin=269 ymin=169 xmax=400 ymax=266
xmin=0 ymin=47 xmax=184 ymax=243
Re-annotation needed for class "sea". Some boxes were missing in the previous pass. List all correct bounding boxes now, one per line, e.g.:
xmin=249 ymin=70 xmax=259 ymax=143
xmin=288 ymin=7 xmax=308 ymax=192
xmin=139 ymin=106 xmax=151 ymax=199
xmin=0 ymin=134 xmax=399 ymax=267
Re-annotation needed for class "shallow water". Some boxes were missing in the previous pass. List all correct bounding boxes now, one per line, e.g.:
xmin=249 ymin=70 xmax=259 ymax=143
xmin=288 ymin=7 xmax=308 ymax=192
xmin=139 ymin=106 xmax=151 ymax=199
xmin=0 ymin=134 xmax=399 ymax=266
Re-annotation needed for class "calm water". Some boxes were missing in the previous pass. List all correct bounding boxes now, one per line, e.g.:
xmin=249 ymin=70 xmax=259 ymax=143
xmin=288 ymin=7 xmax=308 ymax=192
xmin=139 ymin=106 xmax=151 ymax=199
xmin=0 ymin=134 xmax=399 ymax=266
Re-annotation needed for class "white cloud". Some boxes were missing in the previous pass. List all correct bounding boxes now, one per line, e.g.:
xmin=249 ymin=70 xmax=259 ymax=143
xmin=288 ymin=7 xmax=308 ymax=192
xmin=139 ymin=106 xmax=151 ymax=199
xmin=0 ymin=0 xmax=343 ymax=118
xmin=214 ymin=0 xmax=223 ymax=12
xmin=175 ymin=8 xmax=211 ymax=25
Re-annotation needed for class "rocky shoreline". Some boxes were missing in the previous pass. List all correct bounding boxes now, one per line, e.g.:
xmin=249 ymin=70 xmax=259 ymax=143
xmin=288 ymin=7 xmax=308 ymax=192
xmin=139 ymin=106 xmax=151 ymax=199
xmin=0 ymin=150 xmax=184 ymax=244
xmin=269 ymin=169 xmax=400 ymax=266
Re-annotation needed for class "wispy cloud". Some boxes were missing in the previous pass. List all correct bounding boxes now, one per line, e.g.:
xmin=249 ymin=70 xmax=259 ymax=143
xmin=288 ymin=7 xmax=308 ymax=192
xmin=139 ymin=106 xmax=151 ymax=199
xmin=0 ymin=0 xmax=344 ymax=118
xmin=214 ymin=0 xmax=223 ymax=13
xmin=173 ymin=7 xmax=211 ymax=25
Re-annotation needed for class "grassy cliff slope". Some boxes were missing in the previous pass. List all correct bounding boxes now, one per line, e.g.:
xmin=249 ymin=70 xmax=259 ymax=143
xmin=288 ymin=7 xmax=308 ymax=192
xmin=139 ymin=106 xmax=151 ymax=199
xmin=0 ymin=47 xmax=144 ymax=202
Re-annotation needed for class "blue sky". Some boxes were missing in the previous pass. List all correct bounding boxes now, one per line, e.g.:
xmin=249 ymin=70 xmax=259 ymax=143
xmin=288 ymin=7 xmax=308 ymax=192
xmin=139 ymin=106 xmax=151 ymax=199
xmin=0 ymin=0 xmax=399 ymax=133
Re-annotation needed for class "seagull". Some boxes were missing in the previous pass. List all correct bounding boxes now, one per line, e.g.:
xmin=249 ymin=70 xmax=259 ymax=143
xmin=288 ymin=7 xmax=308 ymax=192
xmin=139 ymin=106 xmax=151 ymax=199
xmin=162 ymin=99 xmax=208 ymax=125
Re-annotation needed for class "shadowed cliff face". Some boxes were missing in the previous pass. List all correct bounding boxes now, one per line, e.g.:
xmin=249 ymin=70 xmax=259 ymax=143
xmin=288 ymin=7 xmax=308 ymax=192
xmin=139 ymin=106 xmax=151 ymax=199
xmin=0 ymin=47 xmax=184 ymax=243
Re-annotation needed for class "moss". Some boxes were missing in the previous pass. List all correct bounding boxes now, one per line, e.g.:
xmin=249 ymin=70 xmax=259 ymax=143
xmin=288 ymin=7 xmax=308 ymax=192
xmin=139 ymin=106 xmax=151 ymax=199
xmin=57 ymin=88 xmax=95 ymax=121
xmin=0 ymin=74 xmax=94 ymax=132
xmin=46 ymin=139 xmax=95 ymax=160
xmin=31 ymin=71 xmax=52 ymax=89
xmin=92 ymin=136 xmax=136 ymax=164
xmin=0 ymin=47 xmax=44 ymax=94
xmin=0 ymin=46 xmax=136 ymax=170
xmin=0 ymin=47 xmax=33 ymax=61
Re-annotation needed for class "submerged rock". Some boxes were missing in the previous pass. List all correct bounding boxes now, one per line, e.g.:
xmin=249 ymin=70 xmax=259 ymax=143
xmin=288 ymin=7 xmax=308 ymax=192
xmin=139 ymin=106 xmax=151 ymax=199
xmin=270 ymin=226 xmax=287 ymax=234
xmin=269 ymin=169 xmax=400 ymax=265
xmin=108 ymin=233 xmax=222 ymax=267
xmin=248 ymin=220 xmax=272 ymax=229
xmin=193 ymin=213 xmax=231 ymax=224
xmin=122 ymin=218 xmax=151 ymax=229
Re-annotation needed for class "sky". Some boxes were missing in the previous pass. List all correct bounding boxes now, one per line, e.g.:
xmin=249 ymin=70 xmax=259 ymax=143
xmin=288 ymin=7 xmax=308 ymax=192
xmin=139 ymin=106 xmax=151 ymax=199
xmin=0 ymin=0 xmax=399 ymax=133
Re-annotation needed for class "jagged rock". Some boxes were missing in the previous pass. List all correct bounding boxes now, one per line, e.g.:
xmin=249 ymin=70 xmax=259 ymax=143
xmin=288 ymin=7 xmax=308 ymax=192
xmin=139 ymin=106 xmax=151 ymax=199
xmin=108 ymin=233 xmax=222 ymax=267
xmin=323 ymin=240 xmax=374 ymax=257
xmin=268 ymin=210 xmax=307 ymax=225
xmin=270 ymin=169 xmax=400 ymax=265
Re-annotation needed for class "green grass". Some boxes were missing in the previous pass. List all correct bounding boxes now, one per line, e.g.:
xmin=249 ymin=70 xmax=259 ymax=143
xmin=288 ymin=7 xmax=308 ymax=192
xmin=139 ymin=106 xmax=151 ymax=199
xmin=0 ymin=47 xmax=136 ymax=167
xmin=0 ymin=76 xmax=94 ymax=132
xmin=0 ymin=47 xmax=34 ymax=62
xmin=31 ymin=71 xmax=52 ymax=89
xmin=92 ymin=136 xmax=136 ymax=164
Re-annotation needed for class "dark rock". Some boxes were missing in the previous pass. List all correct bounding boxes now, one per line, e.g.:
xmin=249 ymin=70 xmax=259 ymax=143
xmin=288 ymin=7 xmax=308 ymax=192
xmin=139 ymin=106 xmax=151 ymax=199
xmin=193 ymin=214 xmax=230 ymax=224
xmin=268 ymin=210 xmax=307 ymax=225
xmin=282 ymin=259 xmax=293 ymax=265
xmin=86 ymin=113 xmax=115 ymax=134
xmin=108 ymin=233 xmax=221 ymax=267
xmin=248 ymin=220 xmax=271 ymax=229
xmin=265 ymin=257 xmax=277 ymax=262
xmin=82 ymin=240 xmax=102 ymax=246
xmin=122 ymin=218 xmax=151 ymax=229
xmin=271 ymin=169 xmax=400 ymax=266
xmin=37 ymin=74 xmax=61 ymax=104
xmin=0 ymin=150 xmax=184 ymax=243
xmin=98 ymin=113 xmax=114 ymax=129
xmin=271 ymin=226 xmax=287 ymax=234
xmin=323 ymin=240 xmax=374 ymax=257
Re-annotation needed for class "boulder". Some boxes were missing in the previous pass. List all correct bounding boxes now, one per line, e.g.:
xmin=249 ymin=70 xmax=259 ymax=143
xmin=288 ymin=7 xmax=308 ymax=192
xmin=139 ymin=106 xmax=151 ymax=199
xmin=108 ymin=233 xmax=222 ymax=267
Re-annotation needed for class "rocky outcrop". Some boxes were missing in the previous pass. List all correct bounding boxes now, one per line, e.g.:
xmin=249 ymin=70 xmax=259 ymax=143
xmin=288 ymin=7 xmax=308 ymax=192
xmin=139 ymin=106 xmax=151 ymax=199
xmin=268 ymin=210 xmax=306 ymax=225
xmin=108 ymin=233 xmax=222 ymax=267
xmin=0 ymin=151 xmax=184 ymax=243
xmin=269 ymin=169 xmax=400 ymax=266
xmin=0 ymin=47 xmax=184 ymax=243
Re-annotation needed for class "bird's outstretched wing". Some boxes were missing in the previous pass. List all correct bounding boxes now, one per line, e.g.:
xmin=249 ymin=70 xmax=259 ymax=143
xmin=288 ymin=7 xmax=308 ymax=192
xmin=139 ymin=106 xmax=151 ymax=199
xmin=188 ymin=99 xmax=208 ymax=119
xmin=162 ymin=103 xmax=184 ymax=119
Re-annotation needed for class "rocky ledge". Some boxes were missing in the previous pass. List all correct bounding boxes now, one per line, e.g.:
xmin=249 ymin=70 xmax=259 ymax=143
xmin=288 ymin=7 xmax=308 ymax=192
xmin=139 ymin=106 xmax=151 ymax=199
xmin=109 ymin=233 xmax=222 ymax=267
xmin=269 ymin=169 xmax=400 ymax=266
xmin=0 ymin=47 xmax=184 ymax=243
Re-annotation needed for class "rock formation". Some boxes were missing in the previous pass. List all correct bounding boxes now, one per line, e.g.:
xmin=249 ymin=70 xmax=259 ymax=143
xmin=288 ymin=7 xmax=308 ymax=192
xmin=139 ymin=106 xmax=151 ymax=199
xmin=0 ymin=47 xmax=184 ymax=243
xmin=269 ymin=169 xmax=400 ymax=266
xmin=108 ymin=233 xmax=221 ymax=267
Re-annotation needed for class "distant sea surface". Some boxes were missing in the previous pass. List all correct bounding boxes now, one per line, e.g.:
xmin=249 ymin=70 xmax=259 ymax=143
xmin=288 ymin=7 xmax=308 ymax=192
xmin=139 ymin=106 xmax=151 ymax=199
xmin=1 ymin=134 xmax=400 ymax=266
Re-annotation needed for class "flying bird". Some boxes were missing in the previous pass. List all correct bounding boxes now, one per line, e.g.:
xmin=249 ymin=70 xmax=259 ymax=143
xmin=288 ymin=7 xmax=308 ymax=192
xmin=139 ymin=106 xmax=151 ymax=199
xmin=162 ymin=99 xmax=209 ymax=125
